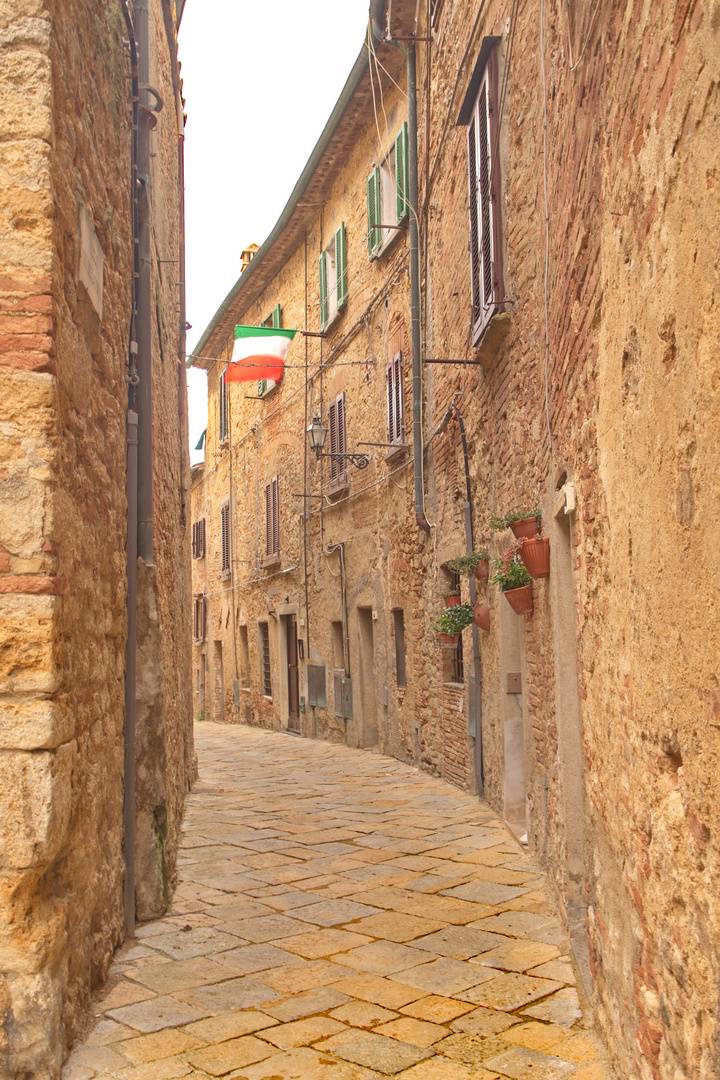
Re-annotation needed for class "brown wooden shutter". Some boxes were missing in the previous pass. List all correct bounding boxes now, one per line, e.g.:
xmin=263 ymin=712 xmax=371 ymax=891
xmin=387 ymin=352 xmax=403 ymax=444
xmin=221 ymin=502 xmax=230 ymax=572
xmin=468 ymin=116 xmax=482 ymax=333
xmin=336 ymin=393 xmax=347 ymax=485
xmin=200 ymin=517 xmax=205 ymax=557
xmin=193 ymin=597 xmax=198 ymax=639
xmin=192 ymin=522 xmax=197 ymax=559
xmin=265 ymin=482 xmax=272 ymax=556
xmin=272 ymin=476 xmax=279 ymax=555
xmin=328 ymin=399 xmax=338 ymax=485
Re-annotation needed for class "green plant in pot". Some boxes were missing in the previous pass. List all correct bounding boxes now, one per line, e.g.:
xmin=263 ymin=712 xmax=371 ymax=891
xmin=447 ymin=549 xmax=490 ymax=581
xmin=443 ymin=585 xmax=461 ymax=607
xmin=489 ymin=508 xmax=541 ymax=540
xmin=490 ymin=547 xmax=534 ymax=615
xmin=434 ymin=602 xmax=474 ymax=645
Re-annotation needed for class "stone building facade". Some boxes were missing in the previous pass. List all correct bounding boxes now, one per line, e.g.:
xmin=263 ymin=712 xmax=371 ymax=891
xmin=0 ymin=2 xmax=193 ymax=1077
xmin=191 ymin=0 xmax=718 ymax=1077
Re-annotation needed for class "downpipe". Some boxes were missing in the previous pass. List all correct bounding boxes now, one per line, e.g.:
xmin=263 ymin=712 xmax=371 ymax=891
xmin=124 ymin=411 xmax=138 ymax=934
xmin=406 ymin=42 xmax=431 ymax=534
xmin=136 ymin=0 xmax=154 ymax=563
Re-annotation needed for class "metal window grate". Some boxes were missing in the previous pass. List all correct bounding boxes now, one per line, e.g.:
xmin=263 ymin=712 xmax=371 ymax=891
xmin=259 ymin=622 xmax=272 ymax=697
xmin=221 ymin=502 xmax=230 ymax=574
xmin=307 ymin=664 xmax=327 ymax=708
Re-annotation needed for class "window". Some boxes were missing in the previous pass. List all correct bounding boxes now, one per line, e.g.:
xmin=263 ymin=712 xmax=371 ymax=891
xmin=328 ymin=392 xmax=347 ymax=490
xmin=220 ymin=500 xmax=230 ymax=578
xmin=265 ymin=475 xmax=279 ymax=559
xmin=319 ymin=223 xmax=347 ymax=329
xmin=466 ymin=44 xmax=504 ymax=344
xmin=443 ymin=570 xmax=464 ymax=683
xmin=192 ymin=517 xmax=206 ymax=559
xmin=193 ymin=595 xmax=207 ymax=642
xmin=393 ymin=609 xmax=407 ymax=687
xmin=367 ymin=122 xmax=409 ymax=258
xmin=331 ymin=620 xmax=344 ymax=671
xmin=259 ymin=622 xmax=272 ymax=697
xmin=239 ymin=624 xmax=250 ymax=688
xmin=387 ymin=351 xmax=404 ymax=445
xmin=430 ymin=0 xmax=444 ymax=27
xmin=218 ymin=368 xmax=229 ymax=443
xmin=258 ymin=304 xmax=282 ymax=397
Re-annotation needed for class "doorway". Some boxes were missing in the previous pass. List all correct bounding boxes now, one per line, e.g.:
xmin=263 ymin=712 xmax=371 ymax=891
xmin=357 ymin=608 xmax=378 ymax=747
xmin=286 ymin=613 xmax=300 ymax=732
xmin=498 ymin=608 xmax=528 ymax=841
xmin=213 ymin=641 xmax=224 ymax=723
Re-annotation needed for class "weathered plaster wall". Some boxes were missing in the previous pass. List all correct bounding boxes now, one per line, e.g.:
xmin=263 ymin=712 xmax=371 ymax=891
xmin=0 ymin=2 xmax=192 ymax=1076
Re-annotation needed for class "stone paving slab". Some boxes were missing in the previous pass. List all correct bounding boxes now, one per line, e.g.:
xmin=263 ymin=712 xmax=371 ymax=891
xmin=63 ymin=723 xmax=614 ymax=1080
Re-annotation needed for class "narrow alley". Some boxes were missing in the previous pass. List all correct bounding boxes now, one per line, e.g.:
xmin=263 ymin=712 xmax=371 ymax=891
xmin=65 ymin=723 xmax=611 ymax=1080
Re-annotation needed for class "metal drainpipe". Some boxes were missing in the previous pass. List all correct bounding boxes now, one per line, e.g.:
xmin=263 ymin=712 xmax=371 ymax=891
xmin=136 ymin=0 xmax=154 ymax=562
xmin=120 ymin=0 xmax=139 ymax=938
xmin=406 ymin=42 xmax=431 ymax=534
xmin=124 ymin=410 xmax=138 ymax=933
xmin=434 ymin=402 xmax=485 ymax=795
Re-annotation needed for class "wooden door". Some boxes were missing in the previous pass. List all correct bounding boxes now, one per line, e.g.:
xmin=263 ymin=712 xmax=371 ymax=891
xmin=286 ymin=614 xmax=300 ymax=731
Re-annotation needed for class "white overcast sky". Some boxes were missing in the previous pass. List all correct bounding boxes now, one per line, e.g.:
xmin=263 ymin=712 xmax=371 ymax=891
xmin=179 ymin=0 xmax=370 ymax=464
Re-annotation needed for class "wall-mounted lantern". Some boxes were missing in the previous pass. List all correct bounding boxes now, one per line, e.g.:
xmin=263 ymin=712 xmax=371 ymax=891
xmin=306 ymin=416 xmax=370 ymax=470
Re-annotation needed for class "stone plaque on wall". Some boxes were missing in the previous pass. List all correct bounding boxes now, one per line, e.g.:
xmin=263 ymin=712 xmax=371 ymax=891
xmin=78 ymin=204 xmax=104 ymax=318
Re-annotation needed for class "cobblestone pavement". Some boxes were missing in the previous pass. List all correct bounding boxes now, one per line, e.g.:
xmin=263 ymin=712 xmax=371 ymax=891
xmin=65 ymin=723 xmax=613 ymax=1080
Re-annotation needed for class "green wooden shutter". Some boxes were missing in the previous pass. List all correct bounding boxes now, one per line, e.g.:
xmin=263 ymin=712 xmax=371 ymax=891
xmin=319 ymin=251 xmax=328 ymax=328
xmin=336 ymin=223 xmax=347 ymax=309
xmin=270 ymin=304 xmax=282 ymax=329
xmin=367 ymin=167 xmax=381 ymax=257
xmin=395 ymin=122 xmax=409 ymax=224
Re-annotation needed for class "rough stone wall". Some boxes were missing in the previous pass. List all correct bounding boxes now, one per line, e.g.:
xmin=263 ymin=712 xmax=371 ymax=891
xmin=0 ymin=2 xmax=192 ymax=1076
xmin=417 ymin=0 xmax=720 ymax=1076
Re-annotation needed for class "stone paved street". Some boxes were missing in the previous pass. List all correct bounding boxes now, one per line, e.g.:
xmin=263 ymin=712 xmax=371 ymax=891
xmin=65 ymin=724 xmax=613 ymax=1080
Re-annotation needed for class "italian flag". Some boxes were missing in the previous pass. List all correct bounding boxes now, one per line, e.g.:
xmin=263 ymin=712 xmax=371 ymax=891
xmin=226 ymin=325 xmax=297 ymax=383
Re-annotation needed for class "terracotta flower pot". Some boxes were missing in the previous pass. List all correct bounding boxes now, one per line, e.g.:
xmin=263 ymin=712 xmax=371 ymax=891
xmin=444 ymin=593 xmax=461 ymax=607
xmin=504 ymin=584 xmax=533 ymax=615
xmin=472 ymin=603 xmax=490 ymax=631
xmin=436 ymin=632 xmax=459 ymax=648
xmin=520 ymin=536 xmax=550 ymax=578
xmin=509 ymin=517 xmax=540 ymax=541
xmin=473 ymin=560 xmax=490 ymax=582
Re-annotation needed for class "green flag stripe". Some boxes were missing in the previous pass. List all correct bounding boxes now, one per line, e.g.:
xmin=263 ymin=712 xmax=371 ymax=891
xmin=235 ymin=325 xmax=296 ymax=340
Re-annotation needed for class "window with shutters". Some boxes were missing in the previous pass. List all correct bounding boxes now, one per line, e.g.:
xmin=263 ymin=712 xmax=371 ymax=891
xmin=264 ymin=475 xmax=280 ymax=561
xmin=218 ymin=368 xmax=229 ymax=444
xmin=193 ymin=595 xmax=207 ymax=642
xmin=192 ymin=517 xmax=206 ymax=559
xmin=220 ymin=500 xmax=230 ymax=578
xmin=430 ymin=0 xmax=444 ymax=27
xmin=367 ymin=122 xmax=409 ymax=259
xmin=328 ymin=392 xmax=348 ymax=492
xmin=239 ymin=624 xmax=250 ymax=688
xmin=465 ymin=45 xmax=504 ymax=345
xmin=393 ymin=609 xmax=407 ymax=688
xmin=319 ymin=223 xmax=347 ymax=329
xmin=259 ymin=622 xmax=272 ymax=697
xmin=386 ymin=351 xmax=405 ymax=446
xmin=258 ymin=304 xmax=282 ymax=398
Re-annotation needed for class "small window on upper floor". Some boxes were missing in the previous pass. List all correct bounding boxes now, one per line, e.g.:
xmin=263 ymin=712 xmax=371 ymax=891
xmin=463 ymin=41 xmax=504 ymax=345
xmin=192 ymin=517 xmax=206 ymax=559
xmin=367 ymin=122 xmax=409 ymax=259
xmin=265 ymin=475 xmax=280 ymax=562
xmin=319 ymin=223 xmax=347 ymax=329
xmin=430 ymin=0 xmax=445 ymax=28
xmin=258 ymin=304 xmax=282 ymax=398
xmin=328 ymin=391 xmax=348 ymax=493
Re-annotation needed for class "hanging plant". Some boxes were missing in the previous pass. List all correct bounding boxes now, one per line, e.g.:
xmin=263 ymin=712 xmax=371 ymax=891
xmin=443 ymin=585 xmax=461 ymax=607
xmin=520 ymin=536 xmax=550 ymax=578
xmin=434 ymin=602 xmax=474 ymax=637
xmin=489 ymin=509 xmax=541 ymax=540
xmin=446 ymin=549 xmax=490 ymax=579
xmin=490 ymin=546 xmax=534 ymax=615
